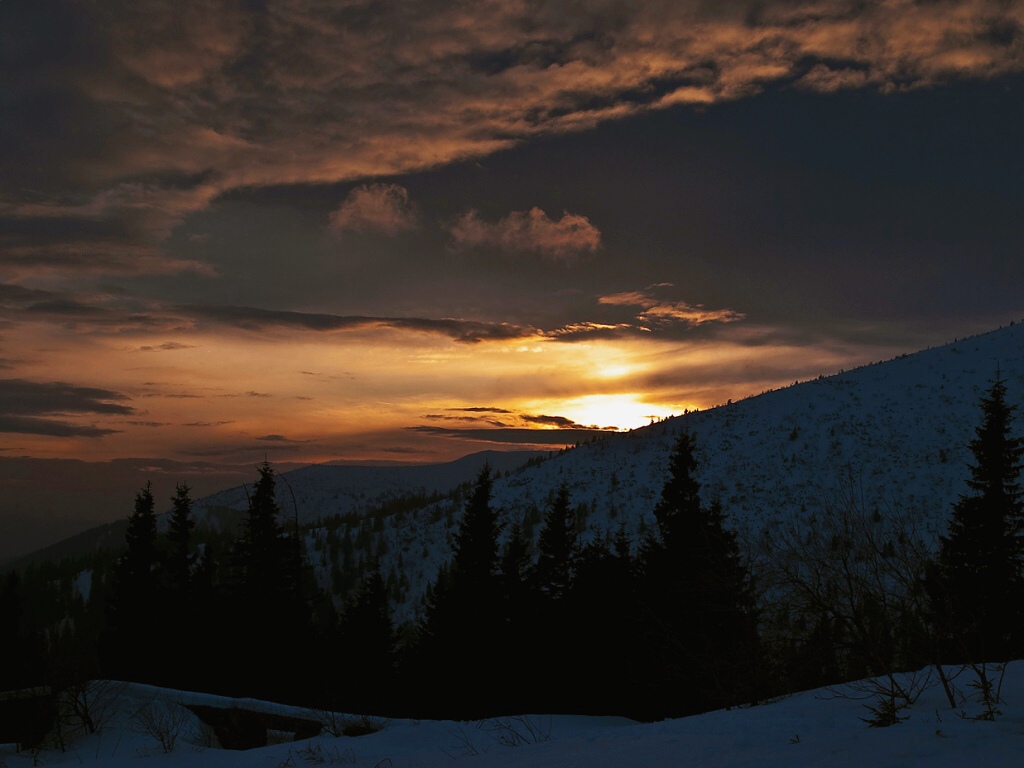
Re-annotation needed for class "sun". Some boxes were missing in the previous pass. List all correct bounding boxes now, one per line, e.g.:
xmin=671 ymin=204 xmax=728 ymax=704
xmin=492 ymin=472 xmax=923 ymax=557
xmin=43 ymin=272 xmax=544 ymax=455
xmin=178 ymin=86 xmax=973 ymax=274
xmin=552 ymin=394 xmax=677 ymax=432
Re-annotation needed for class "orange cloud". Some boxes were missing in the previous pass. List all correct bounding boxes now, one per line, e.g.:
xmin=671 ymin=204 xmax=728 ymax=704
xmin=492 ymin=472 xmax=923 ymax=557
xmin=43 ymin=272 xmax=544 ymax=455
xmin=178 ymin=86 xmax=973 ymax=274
xmin=329 ymin=184 xmax=418 ymax=236
xmin=9 ymin=0 xmax=1024 ymax=278
xmin=600 ymin=289 xmax=745 ymax=327
xmin=448 ymin=207 xmax=601 ymax=258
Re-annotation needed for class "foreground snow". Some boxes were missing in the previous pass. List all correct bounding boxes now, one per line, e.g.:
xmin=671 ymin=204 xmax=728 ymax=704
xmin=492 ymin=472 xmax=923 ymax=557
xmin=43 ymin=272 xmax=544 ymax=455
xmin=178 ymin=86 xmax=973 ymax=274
xmin=5 ymin=664 xmax=1024 ymax=767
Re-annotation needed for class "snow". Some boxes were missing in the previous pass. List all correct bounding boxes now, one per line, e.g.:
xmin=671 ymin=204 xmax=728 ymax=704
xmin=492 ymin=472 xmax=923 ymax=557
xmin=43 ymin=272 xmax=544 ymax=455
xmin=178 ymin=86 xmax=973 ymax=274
xmin=73 ymin=569 xmax=93 ymax=604
xmin=6 ymin=664 xmax=1024 ymax=767
xmin=140 ymin=322 xmax=1024 ymax=624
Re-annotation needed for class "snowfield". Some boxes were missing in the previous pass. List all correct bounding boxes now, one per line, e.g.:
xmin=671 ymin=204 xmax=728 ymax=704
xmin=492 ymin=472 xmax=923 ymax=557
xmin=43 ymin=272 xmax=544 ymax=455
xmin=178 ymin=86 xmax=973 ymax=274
xmin=5 ymin=665 xmax=1024 ymax=767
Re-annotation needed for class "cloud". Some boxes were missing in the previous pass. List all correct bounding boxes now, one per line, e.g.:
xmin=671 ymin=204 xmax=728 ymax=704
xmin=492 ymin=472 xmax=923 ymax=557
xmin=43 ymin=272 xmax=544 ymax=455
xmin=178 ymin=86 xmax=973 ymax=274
xmin=255 ymin=434 xmax=308 ymax=443
xmin=0 ymin=379 xmax=133 ymax=417
xmin=0 ymin=416 xmax=120 ymax=438
xmin=0 ymin=378 xmax=133 ymax=438
xmin=329 ymin=184 xmax=418 ymax=236
xmin=137 ymin=341 xmax=195 ymax=351
xmin=184 ymin=304 xmax=539 ymax=343
xmin=796 ymin=64 xmax=871 ymax=92
xmin=599 ymin=289 xmax=745 ymax=328
xmin=448 ymin=208 xmax=601 ymax=258
xmin=6 ymin=1 xmax=1024 ymax=276
xmin=521 ymin=414 xmax=614 ymax=430
xmin=405 ymin=425 xmax=609 ymax=446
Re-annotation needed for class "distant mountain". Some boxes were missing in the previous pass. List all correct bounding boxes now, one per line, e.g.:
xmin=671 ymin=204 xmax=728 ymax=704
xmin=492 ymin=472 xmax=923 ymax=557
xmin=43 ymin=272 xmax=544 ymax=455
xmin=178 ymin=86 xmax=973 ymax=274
xmin=291 ymin=322 xmax=1024 ymax=620
xmin=189 ymin=449 xmax=548 ymax=527
xmin=17 ymin=323 xmax=1024 ymax=625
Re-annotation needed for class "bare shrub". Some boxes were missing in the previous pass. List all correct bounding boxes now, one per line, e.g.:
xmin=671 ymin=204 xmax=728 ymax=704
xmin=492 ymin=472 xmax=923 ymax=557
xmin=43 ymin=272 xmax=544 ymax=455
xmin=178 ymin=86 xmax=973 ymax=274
xmin=480 ymin=715 xmax=552 ymax=746
xmin=50 ymin=680 xmax=127 ymax=751
xmin=186 ymin=719 xmax=219 ymax=749
xmin=442 ymin=715 xmax=552 ymax=759
xmin=130 ymin=700 xmax=192 ymax=753
xmin=277 ymin=743 xmax=356 ymax=766
xmin=759 ymin=477 xmax=934 ymax=700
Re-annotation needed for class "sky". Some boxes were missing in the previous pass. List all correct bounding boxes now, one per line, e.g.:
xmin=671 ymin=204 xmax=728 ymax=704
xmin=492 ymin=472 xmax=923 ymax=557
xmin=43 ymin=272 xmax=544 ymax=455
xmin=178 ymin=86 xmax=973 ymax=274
xmin=3 ymin=0 xmax=1024 ymax=555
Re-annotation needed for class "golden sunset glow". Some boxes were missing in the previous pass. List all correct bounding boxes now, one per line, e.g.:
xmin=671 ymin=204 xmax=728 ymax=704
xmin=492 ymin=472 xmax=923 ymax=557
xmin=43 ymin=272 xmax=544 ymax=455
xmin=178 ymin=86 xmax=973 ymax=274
xmin=3 ymin=0 xmax=1023 ymax=557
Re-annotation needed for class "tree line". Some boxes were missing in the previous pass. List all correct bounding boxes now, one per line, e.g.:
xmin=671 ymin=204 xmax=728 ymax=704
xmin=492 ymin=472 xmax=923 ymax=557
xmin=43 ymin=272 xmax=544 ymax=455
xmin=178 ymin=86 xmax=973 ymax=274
xmin=2 ymin=376 xmax=1024 ymax=723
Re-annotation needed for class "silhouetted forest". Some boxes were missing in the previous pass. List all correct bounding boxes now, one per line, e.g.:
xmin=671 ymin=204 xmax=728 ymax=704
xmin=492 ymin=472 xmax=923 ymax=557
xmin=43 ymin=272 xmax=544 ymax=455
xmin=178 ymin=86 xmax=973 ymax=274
xmin=3 ymin=378 xmax=1024 ymax=723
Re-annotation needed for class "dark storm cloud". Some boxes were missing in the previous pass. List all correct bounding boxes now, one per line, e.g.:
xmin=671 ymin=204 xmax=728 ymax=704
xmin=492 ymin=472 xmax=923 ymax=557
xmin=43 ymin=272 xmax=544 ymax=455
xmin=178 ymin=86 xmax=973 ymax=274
xmin=4 ymin=0 xmax=1023 ymax=279
xmin=184 ymin=304 xmax=538 ymax=343
xmin=450 ymin=407 xmax=515 ymax=414
xmin=0 ymin=284 xmax=59 ymax=304
xmin=0 ymin=379 xmax=133 ymax=417
xmin=1 ymin=273 xmax=755 ymax=348
xmin=424 ymin=414 xmax=511 ymax=426
xmin=522 ymin=414 xmax=614 ymax=430
xmin=0 ymin=416 xmax=120 ymax=437
xmin=180 ymin=299 xmax=752 ymax=344
xmin=425 ymin=410 xmax=617 ymax=430
xmin=406 ymin=426 xmax=612 ymax=446
xmin=0 ymin=378 xmax=132 ymax=437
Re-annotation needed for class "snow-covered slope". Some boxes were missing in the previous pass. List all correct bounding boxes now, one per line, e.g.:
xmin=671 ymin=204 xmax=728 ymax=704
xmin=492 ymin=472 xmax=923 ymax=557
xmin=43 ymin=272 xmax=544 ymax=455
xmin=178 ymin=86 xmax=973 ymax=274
xmin=487 ymin=324 xmax=1024 ymax=547
xmin=169 ymin=323 xmax=1024 ymax=621
xmin=6 ymin=664 xmax=1024 ymax=767
xmin=291 ymin=323 xmax=1024 ymax=619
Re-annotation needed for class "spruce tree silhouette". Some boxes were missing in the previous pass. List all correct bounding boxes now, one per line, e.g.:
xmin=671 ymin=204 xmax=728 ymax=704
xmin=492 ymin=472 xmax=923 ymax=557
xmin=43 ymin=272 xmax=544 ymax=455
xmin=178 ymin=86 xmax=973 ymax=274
xmin=230 ymin=462 xmax=307 ymax=700
xmin=166 ymin=482 xmax=194 ymax=594
xmin=103 ymin=483 xmax=159 ymax=682
xmin=162 ymin=483 xmax=196 ymax=688
xmin=929 ymin=375 xmax=1024 ymax=661
xmin=497 ymin=515 xmax=534 ymax=711
xmin=338 ymin=564 xmax=395 ymax=712
xmin=638 ymin=432 xmax=761 ymax=718
xmin=534 ymin=482 xmax=577 ymax=601
xmin=417 ymin=465 xmax=502 ymax=717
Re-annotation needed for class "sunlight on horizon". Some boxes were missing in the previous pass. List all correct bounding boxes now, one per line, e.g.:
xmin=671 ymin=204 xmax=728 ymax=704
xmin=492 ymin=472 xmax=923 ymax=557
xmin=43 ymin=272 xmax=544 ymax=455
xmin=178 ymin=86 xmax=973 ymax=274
xmin=537 ymin=393 xmax=682 ymax=432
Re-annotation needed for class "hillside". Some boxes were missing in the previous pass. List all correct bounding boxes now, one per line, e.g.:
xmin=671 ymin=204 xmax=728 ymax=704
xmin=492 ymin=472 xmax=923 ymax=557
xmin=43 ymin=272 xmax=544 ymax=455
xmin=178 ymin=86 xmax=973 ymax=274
xmin=22 ymin=323 xmax=1024 ymax=623
xmin=292 ymin=322 xmax=1024 ymax=619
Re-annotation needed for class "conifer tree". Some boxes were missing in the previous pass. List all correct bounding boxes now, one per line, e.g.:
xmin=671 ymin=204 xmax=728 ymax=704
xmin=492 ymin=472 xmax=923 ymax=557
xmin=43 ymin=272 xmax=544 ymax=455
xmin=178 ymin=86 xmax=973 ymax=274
xmin=500 ymin=517 xmax=532 ymax=590
xmin=339 ymin=564 xmax=395 ymax=711
xmin=122 ymin=482 xmax=158 ymax=587
xmin=534 ymin=482 xmax=577 ymax=601
xmin=498 ymin=516 xmax=535 ymax=709
xmin=239 ymin=461 xmax=291 ymax=599
xmin=568 ymin=534 xmax=638 ymax=714
xmin=638 ymin=432 xmax=762 ymax=717
xmin=229 ymin=462 xmax=309 ymax=699
xmin=450 ymin=465 xmax=499 ymax=590
xmin=416 ymin=465 xmax=503 ymax=717
xmin=929 ymin=375 xmax=1024 ymax=660
xmin=103 ymin=482 xmax=160 ymax=681
xmin=166 ymin=482 xmax=195 ymax=594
